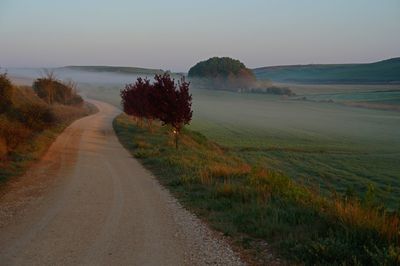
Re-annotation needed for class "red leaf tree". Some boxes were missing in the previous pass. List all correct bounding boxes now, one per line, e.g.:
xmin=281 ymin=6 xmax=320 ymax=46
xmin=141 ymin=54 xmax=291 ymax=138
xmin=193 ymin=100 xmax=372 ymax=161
xmin=152 ymin=74 xmax=193 ymax=148
xmin=121 ymin=74 xmax=193 ymax=149
xmin=121 ymin=77 xmax=157 ymax=127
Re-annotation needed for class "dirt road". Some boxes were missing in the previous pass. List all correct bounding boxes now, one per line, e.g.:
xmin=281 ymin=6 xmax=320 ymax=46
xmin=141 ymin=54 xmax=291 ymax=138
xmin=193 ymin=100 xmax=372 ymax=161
xmin=0 ymin=100 xmax=242 ymax=266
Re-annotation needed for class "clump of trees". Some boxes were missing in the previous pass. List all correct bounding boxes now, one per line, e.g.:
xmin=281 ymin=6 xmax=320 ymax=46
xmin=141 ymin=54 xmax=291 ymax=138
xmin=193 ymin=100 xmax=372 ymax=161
xmin=121 ymin=74 xmax=193 ymax=148
xmin=33 ymin=71 xmax=83 ymax=105
xmin=188 ymin=57 xmax=256 ymax=90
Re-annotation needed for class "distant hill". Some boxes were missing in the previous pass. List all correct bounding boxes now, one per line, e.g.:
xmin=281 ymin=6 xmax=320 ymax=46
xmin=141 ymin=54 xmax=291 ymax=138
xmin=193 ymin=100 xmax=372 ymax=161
xmin=253 ymin=58 xmax=400 ymax=84
xmin=63 ymin=66 xmax=164 ymax=75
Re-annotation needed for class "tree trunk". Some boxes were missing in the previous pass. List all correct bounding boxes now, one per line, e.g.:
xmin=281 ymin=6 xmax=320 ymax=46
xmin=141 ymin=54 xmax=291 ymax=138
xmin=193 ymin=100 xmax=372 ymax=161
xmin=147 ymin=118 xmax=153 ymax=132
xmin=173 ymin=128 xmax=180 ymax=149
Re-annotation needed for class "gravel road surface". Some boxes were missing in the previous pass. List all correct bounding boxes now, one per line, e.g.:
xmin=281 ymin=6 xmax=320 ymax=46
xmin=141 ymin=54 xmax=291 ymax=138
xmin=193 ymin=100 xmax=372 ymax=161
xmin=0 ymin=100 xmax=243 ymax=266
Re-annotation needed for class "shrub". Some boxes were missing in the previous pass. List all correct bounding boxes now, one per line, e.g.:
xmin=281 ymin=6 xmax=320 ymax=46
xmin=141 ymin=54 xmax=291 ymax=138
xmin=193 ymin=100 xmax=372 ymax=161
xmin=0 ymin=115 xmax=32 ymax=151
xmin=121 ymin=77 xmax=156 ymax=123
xmin=17 ymin=103 xmax=55 ymax=131
xmin=0 ymin=137 xmax=7 ymax=158
xmin=0 ymin=73 xmax=14 ymax=113
xmin=32 ymin=72 xmax=82 ymax=105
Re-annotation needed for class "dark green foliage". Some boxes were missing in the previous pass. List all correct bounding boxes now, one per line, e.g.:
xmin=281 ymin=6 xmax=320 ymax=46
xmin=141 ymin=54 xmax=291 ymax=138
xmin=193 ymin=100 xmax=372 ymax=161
xmin=188 ymin=57 xmax=256 ymax=89
xmin=189 ymin=57 xmax=250 ymax=78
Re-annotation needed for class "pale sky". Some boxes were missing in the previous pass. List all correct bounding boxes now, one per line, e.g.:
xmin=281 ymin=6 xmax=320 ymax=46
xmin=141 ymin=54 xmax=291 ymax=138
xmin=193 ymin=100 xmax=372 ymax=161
xmin=0 ymin=0 xmax=399 ymax=71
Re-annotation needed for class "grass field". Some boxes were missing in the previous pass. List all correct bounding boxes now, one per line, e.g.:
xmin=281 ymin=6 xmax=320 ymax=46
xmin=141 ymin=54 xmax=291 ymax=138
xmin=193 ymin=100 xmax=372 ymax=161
xmin=188 ymin=89 xmax=400 ymax=207
xmin=113 ymin=114 xmax=400 ymax=265
xmin=80 ymin=82 xmax=400 ymax=210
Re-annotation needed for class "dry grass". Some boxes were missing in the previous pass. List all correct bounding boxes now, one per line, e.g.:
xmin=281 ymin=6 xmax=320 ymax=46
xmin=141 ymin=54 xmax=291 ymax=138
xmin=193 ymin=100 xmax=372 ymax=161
xmin=331 ymin=198 xmax=400 ymax=244
xmin=199 ymin=168 xmax=213 ymax=185
xmin=114 ymin=113 xmax=400 ymax=265
xmin=208 ymin=162 xmax=251 ymax=178
xmin=136 ymin=139 xmax=151 ymax=149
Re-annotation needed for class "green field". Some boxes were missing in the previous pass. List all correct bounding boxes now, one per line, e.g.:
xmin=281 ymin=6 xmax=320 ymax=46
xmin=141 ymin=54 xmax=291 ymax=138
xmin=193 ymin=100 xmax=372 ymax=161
xmin=189 ymin=89 xmax=400 ymax=207
xmin=113 ymin=114 xmax=400 ymax=265
xmin=82 ymin=82 xmax=400 ymax=209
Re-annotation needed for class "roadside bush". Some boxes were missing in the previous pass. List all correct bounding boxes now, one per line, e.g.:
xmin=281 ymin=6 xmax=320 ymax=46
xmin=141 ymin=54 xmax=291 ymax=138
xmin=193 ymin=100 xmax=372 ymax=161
xmin=17 ymin=103 xmax=55 ymax=131
xmin=33 ymin=73 xmax=83 ymax=105
xmin=246 ymin=86 xmax=295 ymax=96
xmin=66 ymin=94 xmax=84 ymax=105
xmin=0 ymin=115 xmax=32 ymax=151
xmin=0 ymin=73 xmax=14 ymax=113
xmin=0 ymin=137 xmax=7 ymax=158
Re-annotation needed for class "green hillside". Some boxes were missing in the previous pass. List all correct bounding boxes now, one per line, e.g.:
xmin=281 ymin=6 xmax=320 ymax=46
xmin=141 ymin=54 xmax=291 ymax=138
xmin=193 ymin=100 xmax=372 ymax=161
xmin=253 ymin=57 xmax=400 ymax=84
xmin=64 ymin=65 xmax=164 ymax=75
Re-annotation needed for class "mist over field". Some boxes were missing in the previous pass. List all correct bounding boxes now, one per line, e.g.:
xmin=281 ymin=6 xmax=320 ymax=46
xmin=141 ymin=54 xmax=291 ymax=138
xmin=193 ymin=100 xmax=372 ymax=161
xmin=8 ymin=67 xmax=399 ymax=150
xmin=4 ymin=64 xmax=400 ymax=264
xmin=2 ymin=0 xmax=400 ymax=264
xmin=8 ymin=67 xmax=400 ymax=206
xmin=7 ymin=67 xmax=143 ymax=85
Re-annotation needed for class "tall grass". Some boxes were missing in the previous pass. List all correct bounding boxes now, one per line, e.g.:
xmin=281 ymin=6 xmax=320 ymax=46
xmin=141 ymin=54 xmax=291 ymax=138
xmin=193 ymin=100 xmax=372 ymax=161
xmin=114 ymin=113 xmax=400 ymax=265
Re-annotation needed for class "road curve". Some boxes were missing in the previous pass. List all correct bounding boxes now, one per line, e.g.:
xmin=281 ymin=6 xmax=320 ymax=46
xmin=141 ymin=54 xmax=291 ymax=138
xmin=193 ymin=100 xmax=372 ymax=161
xmin=0 ymin=100 xmax=243 ymax=266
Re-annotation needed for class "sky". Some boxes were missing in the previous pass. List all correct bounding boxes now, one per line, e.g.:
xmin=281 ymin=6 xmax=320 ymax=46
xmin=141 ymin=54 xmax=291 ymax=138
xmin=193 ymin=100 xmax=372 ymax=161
xmin=0 ymin=0 xmax=399 ymax=71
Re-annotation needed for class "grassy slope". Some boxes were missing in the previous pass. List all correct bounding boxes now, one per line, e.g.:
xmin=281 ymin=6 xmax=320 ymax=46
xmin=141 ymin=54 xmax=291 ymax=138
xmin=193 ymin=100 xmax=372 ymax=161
xmin=253 ymin=57 xmax=400 ymax=84
xmin=113 ymin=114 xmax=400 ymax=265
xmin=188 ymin=89 xmax=400 ymax=209
xmin=0 ymin=86 xmax=97 ymax=183
xmin=78 ymin=85 xmax=400 ymax=209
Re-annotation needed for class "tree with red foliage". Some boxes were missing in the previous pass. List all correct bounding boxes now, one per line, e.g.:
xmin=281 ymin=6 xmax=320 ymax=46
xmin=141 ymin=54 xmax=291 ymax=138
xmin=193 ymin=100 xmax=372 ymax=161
xmin=121 ymin=74 xmax=193 ymax=149
xmin=121 ymin=73 xmax=193 ymax=148
xmin=121 ymin=77 xmax=157 ymax=128
xmin=152 ymin=74 xmax=192 ymax=148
